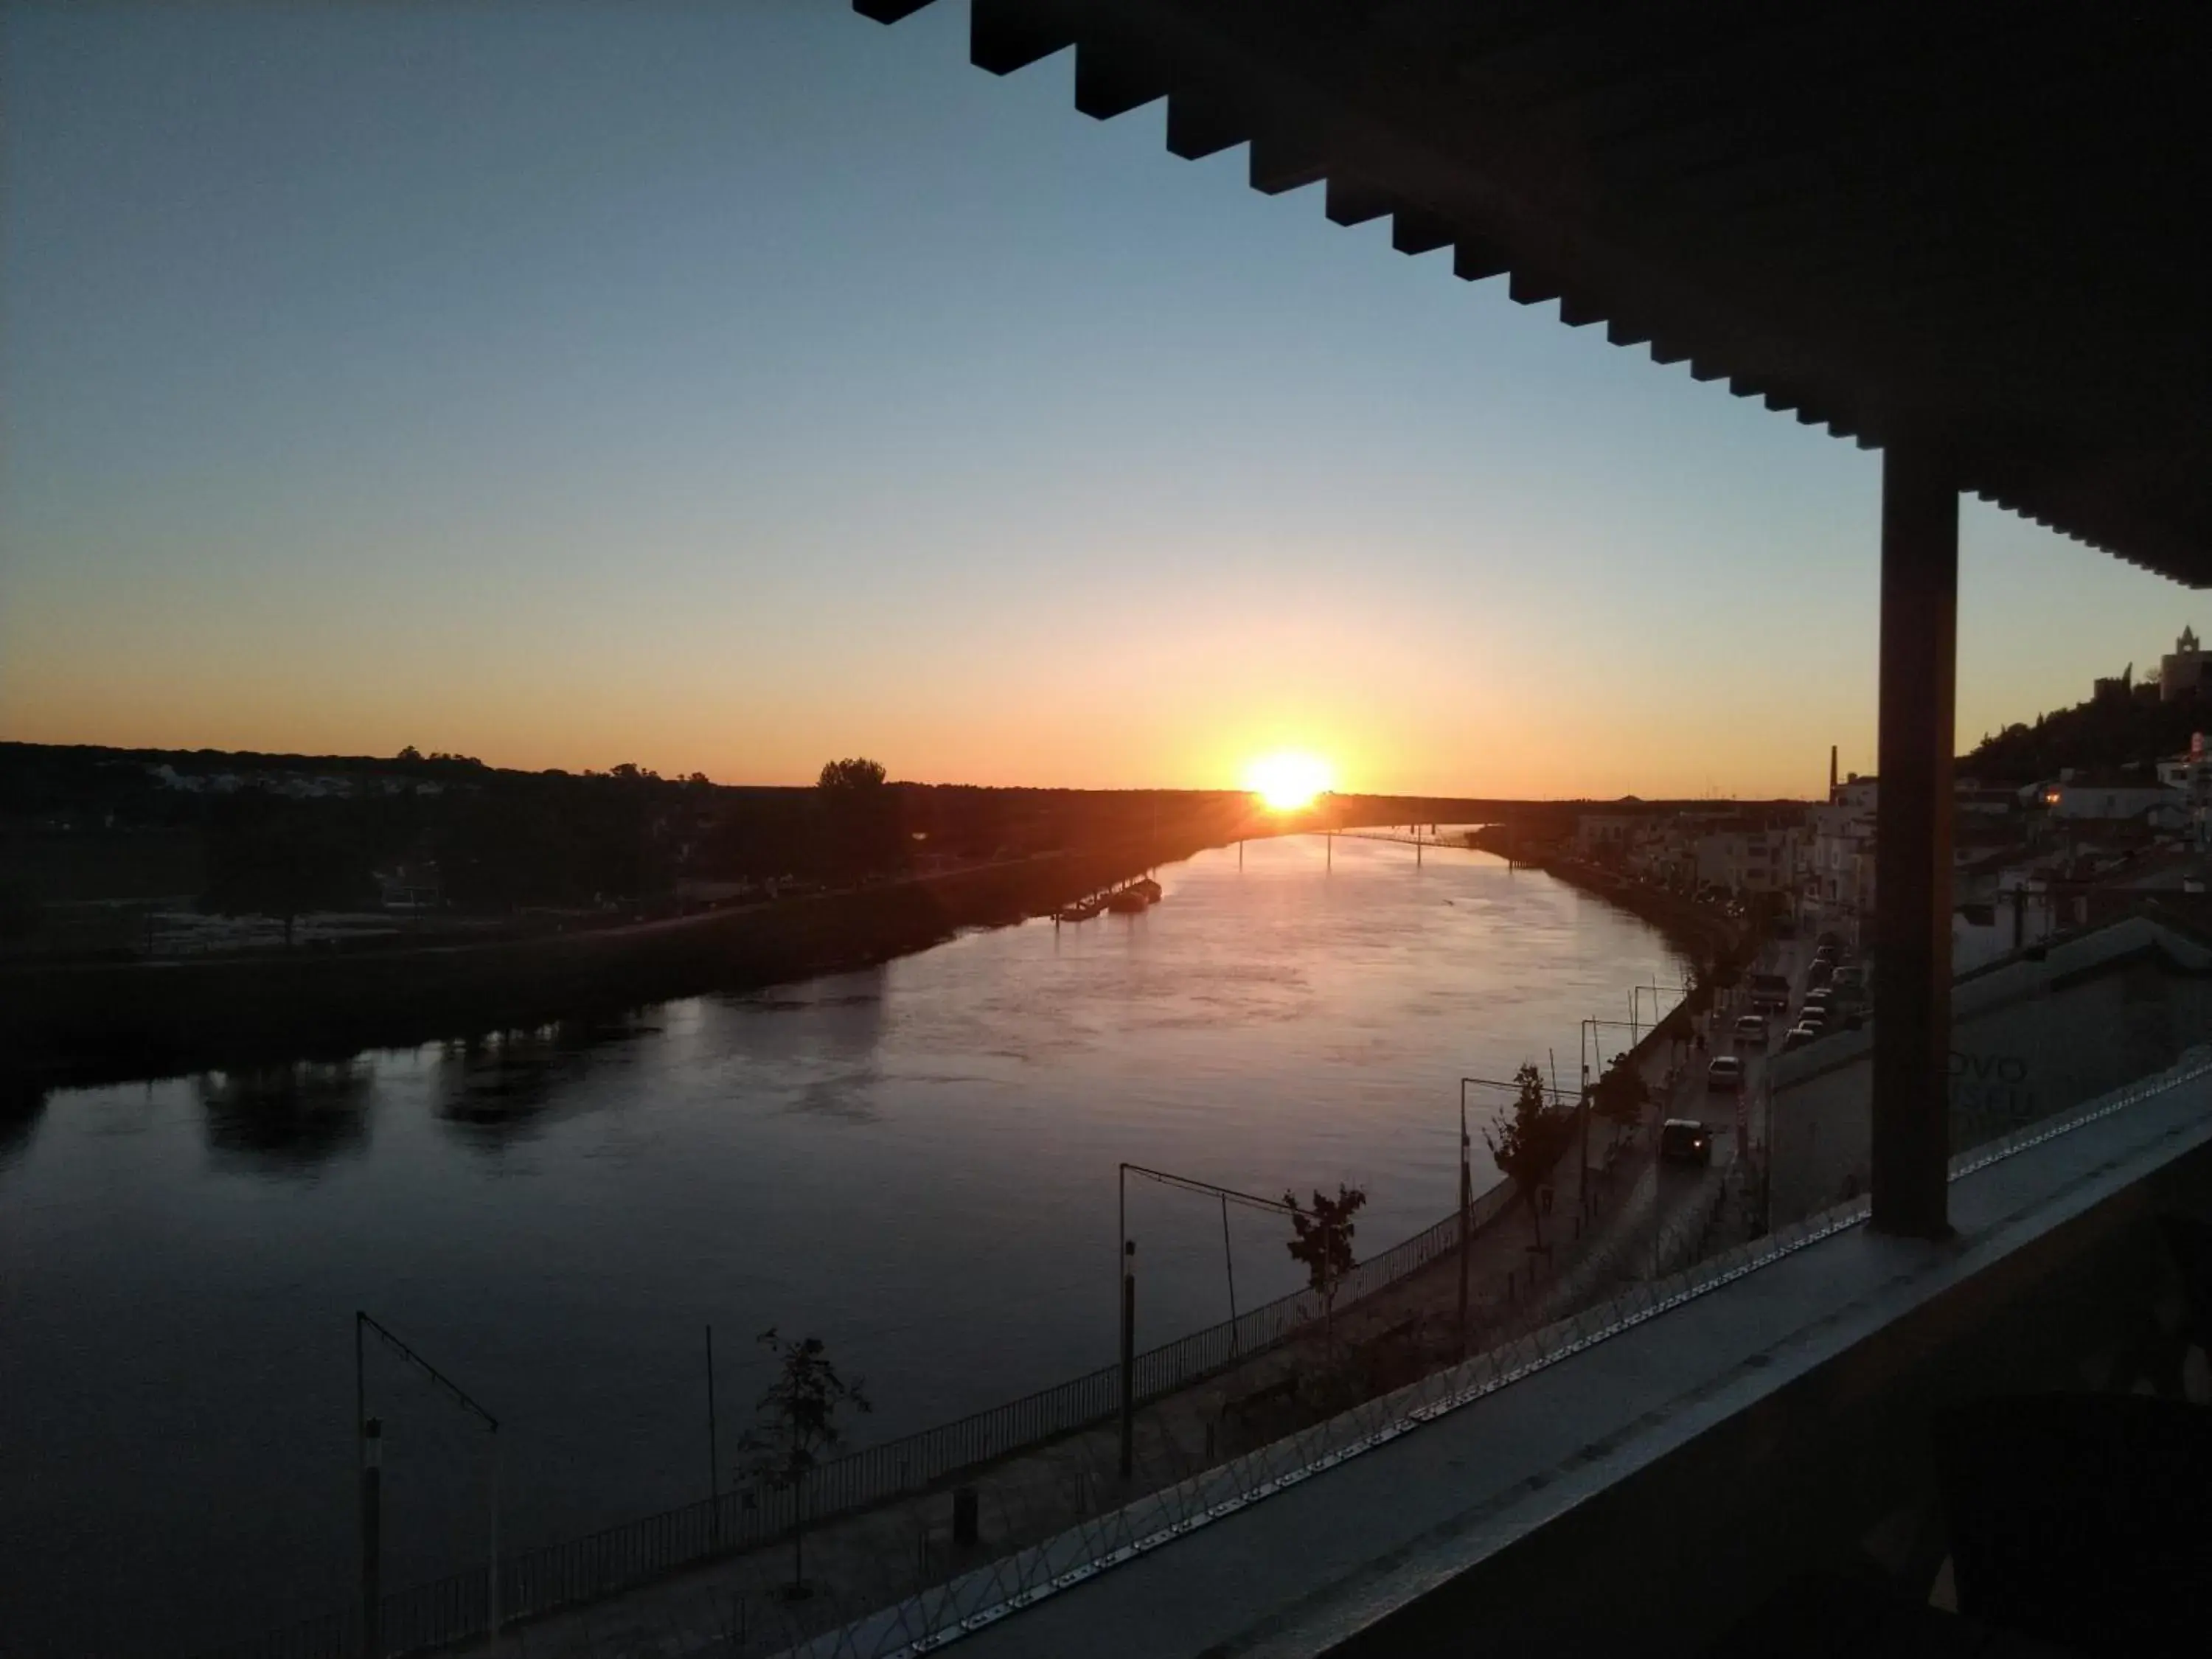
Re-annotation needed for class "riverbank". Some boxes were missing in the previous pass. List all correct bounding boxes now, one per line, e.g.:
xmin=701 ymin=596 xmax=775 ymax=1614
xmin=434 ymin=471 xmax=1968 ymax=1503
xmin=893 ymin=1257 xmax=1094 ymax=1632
xmin=1468 ymin=827 xmax=1744 ymax=968
xmin=2 ymin=832 xmax=1220 ymax=1090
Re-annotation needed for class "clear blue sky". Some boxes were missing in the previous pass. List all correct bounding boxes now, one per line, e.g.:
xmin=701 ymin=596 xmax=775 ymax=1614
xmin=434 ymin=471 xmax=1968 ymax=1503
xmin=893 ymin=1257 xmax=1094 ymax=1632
xmin=1 ymin=0 xmax=2197 ymax=797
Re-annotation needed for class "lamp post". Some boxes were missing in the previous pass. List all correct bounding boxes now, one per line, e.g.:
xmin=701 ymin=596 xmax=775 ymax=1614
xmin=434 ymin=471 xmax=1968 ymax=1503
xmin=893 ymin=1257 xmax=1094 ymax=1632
xmin=1581 ymin=1015 xmax=1645 ymax=1203
xmin=1630 ymin=981 xmax=1670 ymax=1045
xmin=1455 ymin=1079 xmax=1474 ymax=1357
xmin=356 ymin=1312 xmax=501 ymax=1643
xmin=360 ymin=1416 xmax=382 ymax=1659
xmin=1117 ymin=1163 xmax=1298 ymax=1479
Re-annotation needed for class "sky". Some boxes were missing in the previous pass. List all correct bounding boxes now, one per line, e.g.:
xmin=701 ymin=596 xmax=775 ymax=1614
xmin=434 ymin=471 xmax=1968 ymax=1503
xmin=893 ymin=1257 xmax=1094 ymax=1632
xmin=1 ymin=1 xmax=2200 ymax=800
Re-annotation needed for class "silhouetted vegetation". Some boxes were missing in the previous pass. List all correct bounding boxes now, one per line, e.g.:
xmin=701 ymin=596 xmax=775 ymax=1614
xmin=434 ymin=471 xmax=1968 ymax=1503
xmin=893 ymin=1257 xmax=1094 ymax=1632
xmin=1962 ymin=682 xmax=2204 ymax=784
xmin=1484 ymin=1062 xmax=1576 ymax=1248
xmin=742 ymin=1329 xmax=872 ymax=1598
xmin=1284 ymin=1183 xmax=1366 ymax=1351
xmin=1592 ymin=1054 xmax=1649 ymax=1133
xmin=201 ymin=792 xmax=376 ymax=946
xmin=2 ymin=743 xmax=1251 ymax=948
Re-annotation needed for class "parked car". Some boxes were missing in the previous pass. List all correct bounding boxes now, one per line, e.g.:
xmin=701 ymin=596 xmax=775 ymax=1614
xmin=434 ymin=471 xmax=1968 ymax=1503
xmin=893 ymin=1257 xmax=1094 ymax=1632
xmin=1733 ymin=1013 xmax=1767 ymax=1045
xmin=1798 ymin=1005 xmax=1829 ymax=1032
xmin=1660 ymin=1118 xmax=1713 ymax=1164
xmin=1832 ymin=964 xmax=1863 ymax=991
xmin=1784 ymin=1022 xmax=1821 ymax=1050
xmin=1706 ymin=1054 xmax=1745 ymax=1093
xmin=1807 ymin=959 xmax=1833 ymax=989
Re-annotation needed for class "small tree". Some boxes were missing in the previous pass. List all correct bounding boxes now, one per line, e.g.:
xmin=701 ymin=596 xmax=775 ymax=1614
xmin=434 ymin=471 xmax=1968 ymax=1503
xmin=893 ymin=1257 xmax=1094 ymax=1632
xmin=1284 ymin=1183 xmax=1366 ymax=1352
xmin=1483 ymin=1062 xmax=1576 ymax=1248
xmin=741 ymin=1329 xmax=871 ymax=1597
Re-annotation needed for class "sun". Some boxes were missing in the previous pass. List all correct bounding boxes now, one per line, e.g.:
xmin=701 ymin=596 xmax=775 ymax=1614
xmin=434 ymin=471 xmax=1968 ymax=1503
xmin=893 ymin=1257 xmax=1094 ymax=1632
xmin=1244 ymin=751 xmax=1335 ymax=813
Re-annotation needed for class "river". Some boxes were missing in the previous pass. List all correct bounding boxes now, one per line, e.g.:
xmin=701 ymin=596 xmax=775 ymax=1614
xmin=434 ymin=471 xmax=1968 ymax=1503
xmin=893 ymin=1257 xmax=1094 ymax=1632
xmin=0 ymin=834 xmax=1686 ymax=1656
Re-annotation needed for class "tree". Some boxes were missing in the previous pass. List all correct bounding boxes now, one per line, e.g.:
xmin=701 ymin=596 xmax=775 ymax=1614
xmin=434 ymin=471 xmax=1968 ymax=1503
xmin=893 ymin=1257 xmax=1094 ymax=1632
xmin=815 ymin=758 xmax=903 ymax=881
xmin=396 ymin=745 xmax=423 ymax=763
xmin=1483 ymin=1062 xmax=1576 ymax=1248
xmin=201 ymin=796 xmax=373 ymax=947
xmin=740 ymin=1328 xmax=871 ymax=1597
xmin=1284 ymin=1183 xmax=1366 ymax=1352
xmin=1593 ymin=1053 xmax=1649 ymax=1135
xmin=817 ymin=757 xmax=887 ymax=793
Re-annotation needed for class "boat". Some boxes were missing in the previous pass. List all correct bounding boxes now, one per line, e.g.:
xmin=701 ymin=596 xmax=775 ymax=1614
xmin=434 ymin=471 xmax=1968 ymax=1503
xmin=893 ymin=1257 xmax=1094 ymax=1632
xmin=1105 ymin=877 xmax=1162 ymax=914
xmin=1053 ymin=897 xmax=1107 ymax=923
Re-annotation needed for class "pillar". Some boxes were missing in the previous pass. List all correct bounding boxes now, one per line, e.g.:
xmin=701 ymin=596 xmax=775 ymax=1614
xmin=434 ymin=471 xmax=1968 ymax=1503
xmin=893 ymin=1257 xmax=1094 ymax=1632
xmin=1870 ymin=442 xmax=1956 ymax=1238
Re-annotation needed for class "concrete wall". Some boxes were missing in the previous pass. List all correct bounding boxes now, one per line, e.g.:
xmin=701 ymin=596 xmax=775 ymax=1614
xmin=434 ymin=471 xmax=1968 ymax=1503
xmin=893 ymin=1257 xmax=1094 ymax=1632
xmin=1767 ymin=917 xmax=2212 ymax=1222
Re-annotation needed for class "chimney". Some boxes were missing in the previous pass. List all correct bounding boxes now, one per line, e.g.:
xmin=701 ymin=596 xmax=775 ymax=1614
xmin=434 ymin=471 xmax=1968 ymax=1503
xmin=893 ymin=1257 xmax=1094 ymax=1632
xmin=1829 ymin=745 xmax=1839 ymax=796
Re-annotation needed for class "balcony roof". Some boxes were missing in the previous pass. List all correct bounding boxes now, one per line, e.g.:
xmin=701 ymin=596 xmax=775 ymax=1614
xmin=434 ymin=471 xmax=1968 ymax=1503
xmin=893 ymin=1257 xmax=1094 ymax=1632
xmin=860 ymin=1 xmax=2212 ymax=586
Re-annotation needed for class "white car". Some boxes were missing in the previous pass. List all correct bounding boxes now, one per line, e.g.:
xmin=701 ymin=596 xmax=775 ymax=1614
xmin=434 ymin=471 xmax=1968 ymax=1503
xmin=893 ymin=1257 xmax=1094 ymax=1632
xmin=1706 ymin=1054 xmax=1745 ymax=1093
xmin=1732 ymin=1014 xmax=1767 ymax=1045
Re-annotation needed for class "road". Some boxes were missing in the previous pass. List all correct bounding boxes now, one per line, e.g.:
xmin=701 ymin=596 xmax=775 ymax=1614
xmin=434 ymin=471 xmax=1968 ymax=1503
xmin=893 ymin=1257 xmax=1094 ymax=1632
xmin=1629 ymin=919 xmax=1829 ymax=1261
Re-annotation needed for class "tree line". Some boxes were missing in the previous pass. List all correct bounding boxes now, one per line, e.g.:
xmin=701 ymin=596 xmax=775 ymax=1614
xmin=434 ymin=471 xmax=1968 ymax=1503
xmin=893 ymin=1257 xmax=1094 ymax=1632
xmin=1 ymin=742 xmax=1247 ymax=944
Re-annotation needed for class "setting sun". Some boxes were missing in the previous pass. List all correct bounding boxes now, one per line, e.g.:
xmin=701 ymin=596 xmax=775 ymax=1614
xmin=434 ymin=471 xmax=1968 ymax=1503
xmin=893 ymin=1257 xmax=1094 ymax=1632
xmin=1243 ymin=751 xmax=1335 ymax=812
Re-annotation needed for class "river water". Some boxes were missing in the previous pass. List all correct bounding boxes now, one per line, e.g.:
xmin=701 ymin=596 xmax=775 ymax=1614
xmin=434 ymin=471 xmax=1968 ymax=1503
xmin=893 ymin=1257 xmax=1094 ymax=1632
xmin=0 ymin=835 xmax=1686 ymax=1656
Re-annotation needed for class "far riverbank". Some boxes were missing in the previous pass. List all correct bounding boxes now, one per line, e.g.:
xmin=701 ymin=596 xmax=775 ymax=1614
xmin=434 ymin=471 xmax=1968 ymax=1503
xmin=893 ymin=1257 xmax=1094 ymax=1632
xmin=1 ymin=833 xmax=1220 ymax=1090
xmin=1467 ymin=825 xmax=1745 ymax=973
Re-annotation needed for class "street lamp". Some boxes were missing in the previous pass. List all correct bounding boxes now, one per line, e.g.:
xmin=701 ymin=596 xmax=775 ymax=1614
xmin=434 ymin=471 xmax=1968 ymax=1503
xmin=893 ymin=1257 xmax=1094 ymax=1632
xmin=1116 ymin=1162 xmax=1298 ymax=1478
xmin=356 ymin=1312 xmax=501 ymax=1645
xmin=1455 ymin=1079 xmax=1475 ymax=1357
xmin=1630 ymin=981 xmax=1672 ymax=1044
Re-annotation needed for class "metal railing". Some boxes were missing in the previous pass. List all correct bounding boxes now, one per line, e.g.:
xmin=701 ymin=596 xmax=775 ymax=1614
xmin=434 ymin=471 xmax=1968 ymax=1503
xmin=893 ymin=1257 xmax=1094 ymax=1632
xmin=189 ymin=1170 xmax=1529 ymax=1659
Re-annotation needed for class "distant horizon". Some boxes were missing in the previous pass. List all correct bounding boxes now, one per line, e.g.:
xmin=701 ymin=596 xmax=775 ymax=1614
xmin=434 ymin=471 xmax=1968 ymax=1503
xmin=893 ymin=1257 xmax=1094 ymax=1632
xmin=0 ymin=731 xmax=1846 ymax=803
xmin=3 ymin=4 xmax=2197 ymax=802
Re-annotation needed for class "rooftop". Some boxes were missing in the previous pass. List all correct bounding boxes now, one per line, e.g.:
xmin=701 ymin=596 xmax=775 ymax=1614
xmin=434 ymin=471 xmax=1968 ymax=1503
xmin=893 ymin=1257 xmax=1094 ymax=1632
xmin=863 ymin=0 xmax=2212 ymax=585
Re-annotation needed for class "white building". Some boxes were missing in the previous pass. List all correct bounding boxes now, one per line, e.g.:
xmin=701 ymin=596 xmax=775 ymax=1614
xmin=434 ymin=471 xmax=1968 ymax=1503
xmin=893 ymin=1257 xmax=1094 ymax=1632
xmin=2041 ymin=780 xmax=2185 ymax=830
xmin=1694 ymin=827 xmax=1799 ymax=894
xmin=1804 ymin=778 xmax=1878 ymax=944
xmin=1573 ymin=813 xmax=1646 ymax=860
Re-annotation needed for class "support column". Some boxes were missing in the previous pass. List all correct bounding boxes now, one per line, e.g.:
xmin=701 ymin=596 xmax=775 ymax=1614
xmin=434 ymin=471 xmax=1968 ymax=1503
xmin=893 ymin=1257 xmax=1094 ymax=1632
xmin=1870 ymin=442 xmax=1957 ymax=1238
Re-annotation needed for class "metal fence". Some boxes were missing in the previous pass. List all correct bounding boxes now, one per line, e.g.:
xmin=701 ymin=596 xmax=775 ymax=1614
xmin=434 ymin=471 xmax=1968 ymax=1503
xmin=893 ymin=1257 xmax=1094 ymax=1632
xmin=189 ymin=1171 xmax=1529 ymax=1659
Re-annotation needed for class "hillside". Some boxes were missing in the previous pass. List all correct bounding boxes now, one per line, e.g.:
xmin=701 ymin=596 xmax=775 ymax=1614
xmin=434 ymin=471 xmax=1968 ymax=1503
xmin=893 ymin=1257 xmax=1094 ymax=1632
xmin=1961 ymin=686 xmax=2204 ymax=785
